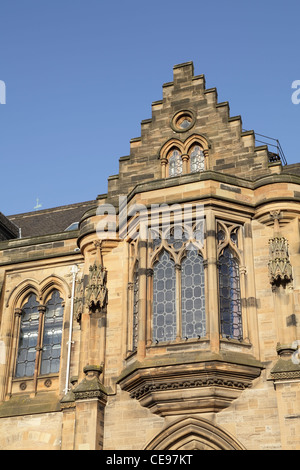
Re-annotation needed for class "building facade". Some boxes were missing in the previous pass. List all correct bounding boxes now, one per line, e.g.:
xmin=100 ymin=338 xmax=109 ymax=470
xmin=0 ymin=62 xmax=300 ymax=450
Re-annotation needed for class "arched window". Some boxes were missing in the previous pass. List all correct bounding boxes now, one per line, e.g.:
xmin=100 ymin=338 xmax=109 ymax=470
xmin=40 ymin=290 xmax=64 ymax=375
xmin=181 ymin=246 xmax=206 ymax=339
xmin=190 ymin=145 xmax=205 ymax=173
xmin=132 ymin=262 xmax=139 ymax=351
xmin=218 ymin=246 xmax=242 ymax=340
xmin=168 ymin=149 xmax=182 ymax=177
xmin=15 ymin=294 xmax=39 ymax=378
xmin=152 ymin=250 xmax=176 ymax=342
xmin=15 ymin=289 xmax=64 ymax=378
xmin=151 ymin=224 xmax=206 ymax=344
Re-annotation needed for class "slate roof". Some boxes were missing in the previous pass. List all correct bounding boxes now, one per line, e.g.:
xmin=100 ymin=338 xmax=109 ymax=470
xmin=7 ymin=200 xmax=97 ymax=239
xmin=0 ymin=212 xmax=20 ymax=240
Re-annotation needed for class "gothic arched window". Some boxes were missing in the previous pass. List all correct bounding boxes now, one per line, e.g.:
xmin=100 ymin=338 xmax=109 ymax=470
xmin=168 ymin=149 xmax=183 ymax=177
xmin=40 ymin=290 xmax=64 ymax=375
xmin=190 ymin=144 xmax=205 ymax=173
xmin=15 ymin=289 xmax=64 ymax=378
xmin=132 ymin=262 xmax=139 ymax=351
xmin=151 ymin=224 xmax=206 ymax=344
xmin=217 ymin=224 xmax=243 ymax=340
xmin=181 ymin=246 xmax=206 ymax=339
xmin=15 ymin=294 xmax=39 ymax=378
xmin=152 ymin=250 xmax=176 ymax=342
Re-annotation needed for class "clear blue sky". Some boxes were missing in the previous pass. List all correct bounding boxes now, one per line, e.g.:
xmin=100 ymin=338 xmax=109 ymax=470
xmin=0 ymin=0 xmax=299 ymax=215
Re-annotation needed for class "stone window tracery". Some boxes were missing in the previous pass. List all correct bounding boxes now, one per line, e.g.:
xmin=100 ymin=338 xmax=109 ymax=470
xmin=150 ymin=223 xmax=206 ymax=343
xmin=160 ymin=136 xmax=209 ymax=178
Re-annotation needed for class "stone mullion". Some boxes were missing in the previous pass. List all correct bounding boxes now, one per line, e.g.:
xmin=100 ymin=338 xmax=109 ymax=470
xmin=206 ymin=210 xmax=220 ymax=353
xmin=34 ymin=304 xmax=46 ymax=393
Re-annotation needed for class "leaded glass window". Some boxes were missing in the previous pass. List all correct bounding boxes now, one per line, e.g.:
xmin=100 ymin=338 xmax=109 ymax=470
xmin=40 ymin=290 xmax=64 ymax=375
xmin=219 ymin=247 xmax=242 ymax=339
xmin=15 ymin=294 xmax=39 ymax=378
xmin=190 ymin=145 xmax=205 ymax=173
xmin=153 ymin=250 xmax=176 ymax=342
xmin=169 ymin=149 xmax=182 ymax=177
xmin=15 ymin=289 xmax=64 ymax=379
xmin=132 ymin=264 xmax=139 ymax=351
xmin=181 ymin=247 xmax=206 ymax=339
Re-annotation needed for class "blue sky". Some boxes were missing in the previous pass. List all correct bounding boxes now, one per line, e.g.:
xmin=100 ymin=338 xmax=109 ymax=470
xmin=0 ymin=0 xmax=299 ymax=215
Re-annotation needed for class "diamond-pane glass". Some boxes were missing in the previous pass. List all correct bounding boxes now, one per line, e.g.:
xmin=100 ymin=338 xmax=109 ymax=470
xmin=181 ymin=247 xmax=206 ymax=338
xmin=190 ymin=145 xmax=205 ymax=173
xmin=15 ymin=294 xmax=39 ymax=377
xmin=153 ymin=250 xmax=176 ymax=342
xmin=132 ymin=265 xmax=139 ymax=351
xmin=40 ymin=290 xmax=64 ymax=375
xmin=219 ymin=247 xmax=243 ymax=339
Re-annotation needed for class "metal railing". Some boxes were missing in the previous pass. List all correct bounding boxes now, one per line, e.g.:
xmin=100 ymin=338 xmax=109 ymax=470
xmin=243 ymin=130 xmax=287 ymax=166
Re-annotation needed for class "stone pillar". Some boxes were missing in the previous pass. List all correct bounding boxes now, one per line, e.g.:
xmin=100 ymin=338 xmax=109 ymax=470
xmin=206 ymin=210 xmax=219 ymax=353
xmin=73 ymin=365 xmax=107 ymax=450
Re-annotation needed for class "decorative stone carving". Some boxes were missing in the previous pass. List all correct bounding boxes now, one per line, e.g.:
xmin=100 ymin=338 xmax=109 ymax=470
xmin=270 ymin=343 xmax=300 ymax=381
xmin=268 ymin=237 xmax=293 ymax=287
xmin=72 ymin=365 xmax=107 ymax=402
xmin=118 ymin=352 xmax=263 ymax=417
xmin=74 ymin=241 xmax=108 ymax=321
xmin=85 ymin=263 xmax=107 ymax=313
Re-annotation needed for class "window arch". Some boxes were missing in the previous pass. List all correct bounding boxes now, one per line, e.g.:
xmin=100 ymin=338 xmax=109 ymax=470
xmin=160 ymin=135 xmax=209 ymax=178
xmin=40 ymin=290 xmax=64 ymax=375
xmin=181 ymin=246 xmax=206 ymax=339
xmin=15 ymin=294 xmax=39 ymax=378
xmin=168 ymin=148 xmax=182 ymax=177
xmin=151 ymin=223 xmax=206 ymax=344
xmin=152 ymin=249 xmax=176 ymax=342
xmin=15 ymin=289 xmax=64 ymax=378
xmin=217 ymin=223 xmax=243 ymax=340
xmin=189 ymin=144 xmax=205 ymax=173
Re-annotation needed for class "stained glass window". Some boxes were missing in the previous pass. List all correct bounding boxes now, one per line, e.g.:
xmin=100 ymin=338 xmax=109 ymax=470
xmin=219 ymin=247 xmax=243 ymax=339
xmin=181 ymin=247 xmax=206 ymax=339
xmin=190 ymin=145 xmax=205 ymax=173
xmin=153 ymin=250 xmax=176 ymax=342
xmin=40 ymin=290 xmax=64 ymax=375
xmin=15 ymin=294 xmax=39 ymax=378
xmin=169 ymin=149 xmax=182 ymax=177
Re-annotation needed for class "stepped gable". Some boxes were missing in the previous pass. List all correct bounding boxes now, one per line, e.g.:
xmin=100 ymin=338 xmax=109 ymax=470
xmin=106 ymin=61 xmax=276 ymax=205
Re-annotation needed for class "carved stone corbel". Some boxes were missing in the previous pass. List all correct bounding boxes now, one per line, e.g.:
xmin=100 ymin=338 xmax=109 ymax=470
xmin=268 ymin=237 xmax=293 ymax=287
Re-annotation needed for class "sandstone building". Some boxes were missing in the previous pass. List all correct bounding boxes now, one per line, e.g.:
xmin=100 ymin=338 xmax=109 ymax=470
xmin=0 ymin=62 xmax=300 ymax=450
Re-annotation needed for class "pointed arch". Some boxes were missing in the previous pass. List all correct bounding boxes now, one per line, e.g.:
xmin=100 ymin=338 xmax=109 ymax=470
xmin=40 ymin=275 xmax=71 ymax=305
xmin=6 ymin=278 xmax=41 ymax=309
xmin=145 ymin=416 xmax=245 ymax=450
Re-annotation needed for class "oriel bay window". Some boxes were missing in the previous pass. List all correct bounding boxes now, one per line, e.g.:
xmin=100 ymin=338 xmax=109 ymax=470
xmin=129 ymin=216 xmax=247 ymax=353
xmin=15 ymin=289 xmax=64 ymax=378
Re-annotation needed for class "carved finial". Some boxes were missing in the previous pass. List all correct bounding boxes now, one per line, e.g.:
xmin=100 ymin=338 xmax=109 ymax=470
xmin=270 ymin=210 xmax=281 ymax=234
